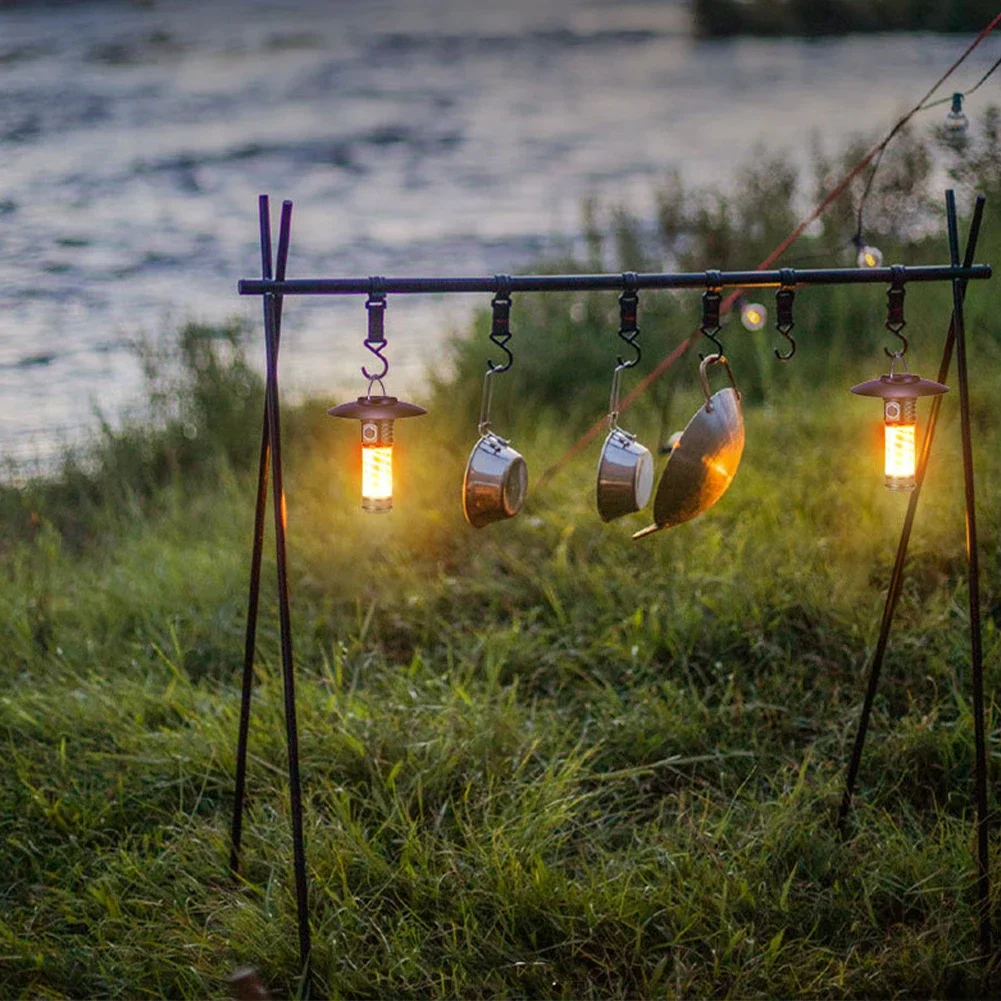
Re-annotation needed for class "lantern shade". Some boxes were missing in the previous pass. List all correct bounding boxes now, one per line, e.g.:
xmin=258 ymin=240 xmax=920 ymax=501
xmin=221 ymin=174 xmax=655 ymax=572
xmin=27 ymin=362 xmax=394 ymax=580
xmin=850 ymin=373 xmax=948 ymax=399
xmin=327 ymin=395 xmax=427 ymax=420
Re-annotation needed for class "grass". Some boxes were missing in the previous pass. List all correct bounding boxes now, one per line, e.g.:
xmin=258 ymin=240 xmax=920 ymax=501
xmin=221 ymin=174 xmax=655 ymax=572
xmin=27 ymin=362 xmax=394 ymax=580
xmin=2 ymin=135 xmax=1001 ymax=998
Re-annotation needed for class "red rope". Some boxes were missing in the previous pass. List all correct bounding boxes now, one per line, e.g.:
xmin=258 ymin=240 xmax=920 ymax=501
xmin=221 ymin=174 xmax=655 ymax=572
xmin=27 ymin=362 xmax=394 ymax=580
xmin=536 ymin=14 xmax=1001 ymax=491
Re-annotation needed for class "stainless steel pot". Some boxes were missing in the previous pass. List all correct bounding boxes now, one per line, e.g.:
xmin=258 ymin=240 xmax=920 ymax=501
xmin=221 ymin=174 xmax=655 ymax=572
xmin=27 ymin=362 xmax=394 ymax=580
xmin=463 ymin=432 xmax=528 ymax=528
xmin=463 ymin=368 xmax=528 ymax=528
xmin=633 ymin=355 xmax=744 ymax=539
xmin=596 ymin=363 xmax=654 ymax=521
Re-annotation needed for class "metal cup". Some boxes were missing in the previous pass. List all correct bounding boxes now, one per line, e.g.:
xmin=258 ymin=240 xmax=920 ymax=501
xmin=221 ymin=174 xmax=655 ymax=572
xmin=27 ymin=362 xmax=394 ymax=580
xmin=596 ymin=428 xmax=654 ymax=522
xmin=463 ymin=432 xmax=528 ymax=528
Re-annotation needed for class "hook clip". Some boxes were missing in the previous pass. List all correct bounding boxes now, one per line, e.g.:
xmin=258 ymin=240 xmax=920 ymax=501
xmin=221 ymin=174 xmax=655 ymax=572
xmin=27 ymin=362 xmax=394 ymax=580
xmin=361 ymin=277 xmax=389 ymax=383
xmin=700 ymin=273 xmax=723 ymax=361
xmin=884 ymin=265 xmax=908 ymax=360
xmin=774 ymin=271 xmax=796 ymax=361
xmin=617 ymin=272 xmax=641 ymax=369
xmin=487 ymin=275 xmax=514 ymax=374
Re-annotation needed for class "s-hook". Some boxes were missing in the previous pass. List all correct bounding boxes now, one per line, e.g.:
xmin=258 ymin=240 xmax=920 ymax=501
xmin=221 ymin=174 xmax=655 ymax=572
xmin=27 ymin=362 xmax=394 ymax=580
xmin=479 ymin=276 xmax=515 ymax=436
xmin=617 ymin=272 xmax=641 ymax=369
xmin=488 ymin=275 xmax=514 ymax=373
xmin=774 ymin=270 xmax=796 ymax=361
xmin=700 ymin=272 xmax=723 ymax=361
xmin=362 ymin=276 xmax=390 ymax=386
xmin=884 ymin=264 xmax=908 ymax=360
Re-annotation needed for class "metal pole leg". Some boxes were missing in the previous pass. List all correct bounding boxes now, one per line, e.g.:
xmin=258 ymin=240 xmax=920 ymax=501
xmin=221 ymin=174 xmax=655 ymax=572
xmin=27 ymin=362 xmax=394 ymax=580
xmin=232 ymin=199 xmax=294 ymax=872
xmin=231 ymin=198 xmax=294 ymax=875
xmin=838 ymin=195 xmax=986 ymax=833
xmin=263 ymin=289 xmax=311 ymax=982
xmin=947 ymin=188 xmax=991 ymax=963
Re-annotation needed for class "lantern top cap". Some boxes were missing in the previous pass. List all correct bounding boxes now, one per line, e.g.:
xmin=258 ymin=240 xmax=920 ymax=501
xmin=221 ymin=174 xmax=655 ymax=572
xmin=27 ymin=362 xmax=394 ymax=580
xmin=328 ymin=395 xmax=427 ymax=420
xmin=850 ymin=372 xmax=949 ymax=399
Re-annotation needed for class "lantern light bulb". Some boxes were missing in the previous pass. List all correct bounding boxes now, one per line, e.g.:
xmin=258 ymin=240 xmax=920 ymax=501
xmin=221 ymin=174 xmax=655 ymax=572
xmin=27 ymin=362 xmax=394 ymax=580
xmin=360 ymin=420 xmax=394 ymax=512
xmin=740 ymin=301 xmax=767 ymax=331
xmin=857 ymin=244 xmax=884 ymax=269
xmin=884 ymin=422 xmax=916 ymax=490
xmin=944 ymin=92 xmax=969 ymax=135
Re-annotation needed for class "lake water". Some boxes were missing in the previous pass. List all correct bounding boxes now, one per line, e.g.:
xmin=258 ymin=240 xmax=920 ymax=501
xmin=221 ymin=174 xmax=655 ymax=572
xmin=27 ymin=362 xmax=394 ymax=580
xmin=1 ymin=0 xmax=997 ymax=467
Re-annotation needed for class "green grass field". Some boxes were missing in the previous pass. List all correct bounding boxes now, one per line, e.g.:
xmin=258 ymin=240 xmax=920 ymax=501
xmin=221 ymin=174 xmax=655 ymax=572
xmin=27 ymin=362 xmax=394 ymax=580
xmin=2 ymin=141 xmax=1001 ymax=998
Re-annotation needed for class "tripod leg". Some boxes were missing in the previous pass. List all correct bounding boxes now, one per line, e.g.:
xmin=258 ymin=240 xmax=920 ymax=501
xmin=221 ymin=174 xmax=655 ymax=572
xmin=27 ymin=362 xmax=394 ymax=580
xmin=838 ymin=195 xmax=986 ymax=833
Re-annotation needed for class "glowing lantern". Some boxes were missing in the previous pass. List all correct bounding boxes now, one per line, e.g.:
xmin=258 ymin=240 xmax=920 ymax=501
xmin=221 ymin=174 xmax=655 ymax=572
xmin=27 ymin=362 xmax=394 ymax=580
xmin=850 ymin=372 xmax=947 ymax=491
xmin=327 ymin=395 xmax=426 ymax=512
xmin=740 ymin=301 xmax=767 ymax=331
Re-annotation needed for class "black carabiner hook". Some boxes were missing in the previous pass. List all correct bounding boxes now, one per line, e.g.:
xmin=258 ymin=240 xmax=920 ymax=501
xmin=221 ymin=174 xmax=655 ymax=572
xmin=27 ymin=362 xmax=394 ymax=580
xmin=699 ymin=277 xmax=723 ymax=361
xmin=487 ymin=275 xmax=513 ymax=373
xmin=883 ymin=265 xmax=908 ymax=360
xmin=361 ymin=278 xmax=389 ymax=382
xmin=617 ymin=272 xmax=641 ymax=369
xmin=774 ymin=278 xmax=796 ymax=361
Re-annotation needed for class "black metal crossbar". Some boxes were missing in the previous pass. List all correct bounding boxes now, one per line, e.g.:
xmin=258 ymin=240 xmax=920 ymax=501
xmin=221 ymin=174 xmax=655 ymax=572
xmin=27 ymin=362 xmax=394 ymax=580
xmin=239 ymin=264 xmax=990 ymax=298
xmin=233 ymin=192 xmax=994 ymax=995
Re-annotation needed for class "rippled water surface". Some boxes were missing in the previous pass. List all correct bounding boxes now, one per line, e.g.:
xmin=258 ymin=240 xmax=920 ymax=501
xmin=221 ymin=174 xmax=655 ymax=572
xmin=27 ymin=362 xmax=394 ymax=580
xmin=1 ymin=0 xmax=997 ymax=465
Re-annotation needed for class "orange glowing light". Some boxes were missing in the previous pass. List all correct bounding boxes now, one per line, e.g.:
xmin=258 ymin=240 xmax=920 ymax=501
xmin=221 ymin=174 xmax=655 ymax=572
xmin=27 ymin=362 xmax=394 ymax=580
xmin=362 ymin=445 xmax=393 ymax=511
xmin=884 ymin=423 xmax=916 ymax=489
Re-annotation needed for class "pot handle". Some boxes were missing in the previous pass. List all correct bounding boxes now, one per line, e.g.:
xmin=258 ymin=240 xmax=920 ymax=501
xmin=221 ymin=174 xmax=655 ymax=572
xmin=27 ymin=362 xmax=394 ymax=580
xmin=478 ymin=368 xmax=495 ymax=436
xmin=699 ymin=354 xmax=740 ymax=412
xmin=606 ymin=362 xmax=628 ymax=430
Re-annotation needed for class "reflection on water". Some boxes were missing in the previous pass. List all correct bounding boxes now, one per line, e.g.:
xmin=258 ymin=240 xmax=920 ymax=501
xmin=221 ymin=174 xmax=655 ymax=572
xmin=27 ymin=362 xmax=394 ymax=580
xmin=0 ymin=0 xmax=995 ymax=467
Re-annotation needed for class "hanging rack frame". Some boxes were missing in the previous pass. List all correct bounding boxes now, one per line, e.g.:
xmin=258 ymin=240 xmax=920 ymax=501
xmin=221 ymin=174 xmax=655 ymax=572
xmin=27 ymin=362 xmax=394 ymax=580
xmin=233 ymin=192 xmax=993 ymax=991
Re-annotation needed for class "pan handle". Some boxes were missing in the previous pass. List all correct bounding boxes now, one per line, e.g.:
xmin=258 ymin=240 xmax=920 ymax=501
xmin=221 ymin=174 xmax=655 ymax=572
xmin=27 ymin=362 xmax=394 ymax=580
xmin=699 ymin=355 xmax=741 ymax=412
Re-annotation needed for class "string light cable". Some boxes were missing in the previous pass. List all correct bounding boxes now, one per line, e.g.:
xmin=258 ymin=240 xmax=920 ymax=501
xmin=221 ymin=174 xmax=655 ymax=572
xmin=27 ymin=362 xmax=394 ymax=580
xmin=537 ymin=11 xmax=1001 ymax=490
xmin=854 ymin=29 xmax=1001 ymax=259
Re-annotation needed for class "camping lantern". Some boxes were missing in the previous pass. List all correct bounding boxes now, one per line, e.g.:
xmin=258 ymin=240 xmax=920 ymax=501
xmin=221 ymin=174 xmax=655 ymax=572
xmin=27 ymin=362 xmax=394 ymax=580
xmin=328 ymin=290 xmax=426 ymax=512
xmin=328 ymin=395 xmax=426 ymax=512
xmin=850 ymin=371 xmax=948 ymax=491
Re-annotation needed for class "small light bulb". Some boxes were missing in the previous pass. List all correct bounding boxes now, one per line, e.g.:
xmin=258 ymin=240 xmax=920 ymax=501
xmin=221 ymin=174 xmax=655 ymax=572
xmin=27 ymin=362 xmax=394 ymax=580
xmin=944 ymin=92 xmax=969 ymax=135
xmin=740 ymin=301 xmax=767 ymax=331
xmin=857 ymin=244 xmax=883 ymax=269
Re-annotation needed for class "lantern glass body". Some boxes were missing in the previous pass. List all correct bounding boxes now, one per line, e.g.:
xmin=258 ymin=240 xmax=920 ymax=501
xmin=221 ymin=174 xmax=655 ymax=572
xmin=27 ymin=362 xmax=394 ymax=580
xmin=857 ymin=245 xmax=883 ymax=269
xmin=361 ymin=419 xmax=394 ymax=512
xmin=883 ymin=398 xmax=916 ymax=491
xmin=740 ymin=302 xmax=767 ymax=331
